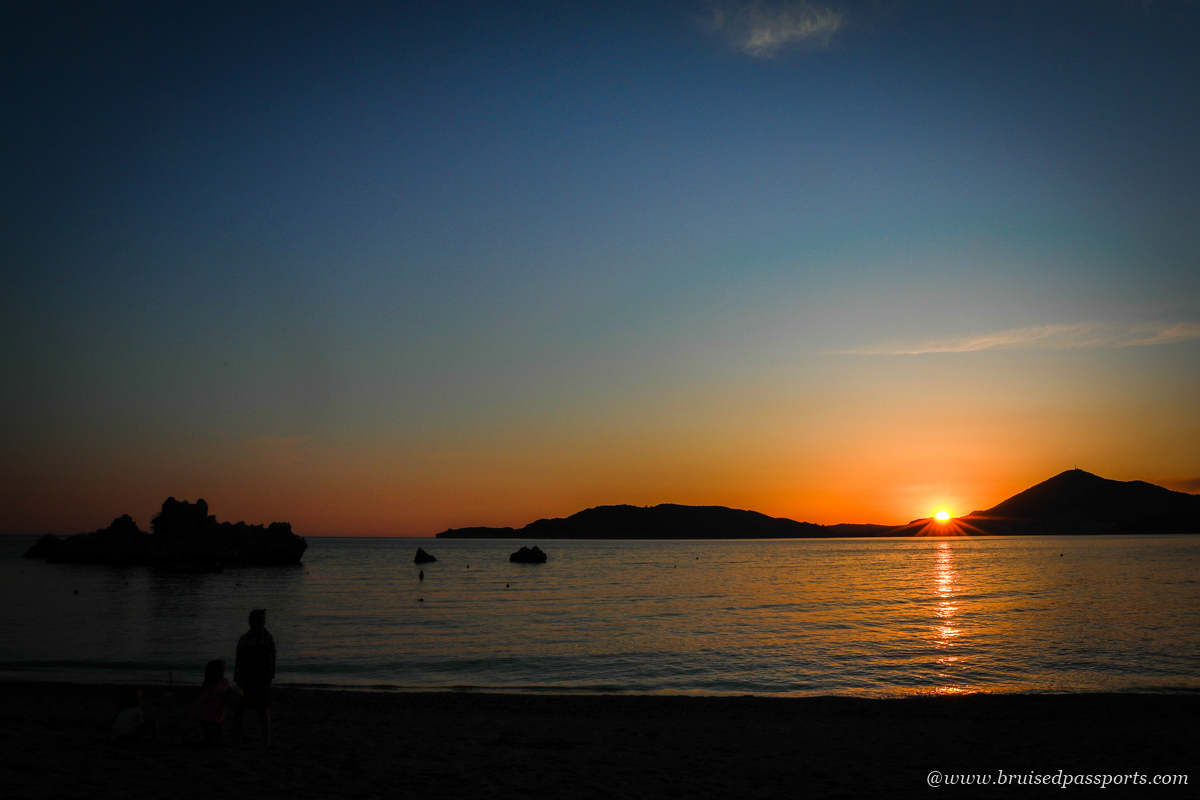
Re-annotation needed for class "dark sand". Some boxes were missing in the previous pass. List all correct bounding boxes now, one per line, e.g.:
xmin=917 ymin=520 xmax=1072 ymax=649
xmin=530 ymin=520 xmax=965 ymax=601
xmin=1 ymin=682 xmax=1195 ymax=799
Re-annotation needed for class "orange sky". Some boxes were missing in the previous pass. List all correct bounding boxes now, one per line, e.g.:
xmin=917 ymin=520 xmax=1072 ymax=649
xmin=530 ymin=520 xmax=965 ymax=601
xmin=4 ymin=345 xmax=1196 ymax=537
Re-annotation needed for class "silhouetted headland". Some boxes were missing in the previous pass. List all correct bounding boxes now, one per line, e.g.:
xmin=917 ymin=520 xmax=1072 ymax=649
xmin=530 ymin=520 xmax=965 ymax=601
xmin=23 ymin=497 xmax=307 ymax=566
xmin=956 ymin=468 xmax=1200 ymax=535
xmin=437 ymin=471 xmax=1200 ymax=539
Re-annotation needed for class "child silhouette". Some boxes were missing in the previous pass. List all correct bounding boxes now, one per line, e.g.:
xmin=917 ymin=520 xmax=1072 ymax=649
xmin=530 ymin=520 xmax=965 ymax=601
xmin=187 ymin=659 xmax=232 ymax=748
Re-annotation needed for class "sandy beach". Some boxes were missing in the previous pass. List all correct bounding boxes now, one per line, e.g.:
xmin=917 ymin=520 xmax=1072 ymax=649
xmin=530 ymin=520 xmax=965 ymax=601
xmin=0 ymin=682 xmax=1195 ymax=799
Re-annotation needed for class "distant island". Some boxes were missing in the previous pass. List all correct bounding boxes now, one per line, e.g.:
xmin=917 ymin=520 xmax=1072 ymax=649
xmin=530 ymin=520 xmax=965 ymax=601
xmin=23 ymin=497 xmax=307 ymax=567
xmin=438 ymin=504 xmax=891 ymax=540
xmin=436 ymin=470 xmax=1200 ymax=539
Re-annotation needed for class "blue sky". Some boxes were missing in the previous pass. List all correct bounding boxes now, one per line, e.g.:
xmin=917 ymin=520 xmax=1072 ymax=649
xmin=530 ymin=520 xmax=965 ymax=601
xmin=3 ymin=1 xmax=1198 ymax=534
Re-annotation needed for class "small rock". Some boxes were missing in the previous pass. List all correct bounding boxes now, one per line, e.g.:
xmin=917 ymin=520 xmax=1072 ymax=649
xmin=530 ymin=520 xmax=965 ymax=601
xmin=509 ymin=546 xmax=546 ymax=564
xmin=414 ymin=548 xmax=437 ymax=564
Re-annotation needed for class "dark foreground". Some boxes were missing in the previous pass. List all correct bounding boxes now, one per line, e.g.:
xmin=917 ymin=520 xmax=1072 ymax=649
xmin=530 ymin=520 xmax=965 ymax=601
xmin=0 ymin=682 xmax=1195 ymax=799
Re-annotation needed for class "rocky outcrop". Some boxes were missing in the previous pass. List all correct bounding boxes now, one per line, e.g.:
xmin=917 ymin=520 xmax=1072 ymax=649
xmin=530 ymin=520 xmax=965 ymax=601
xmin=22 ymin=498 xmax=306 ymax=566
xmin=414 ymin=547 xmax=437 ymax=564
xmin=509 ymin=546 xmax=546 ymax=564
xmin=24 ymin=533 xmax=67 ymax=560
xmin=24 ymin=514 xmax=154 ymax=564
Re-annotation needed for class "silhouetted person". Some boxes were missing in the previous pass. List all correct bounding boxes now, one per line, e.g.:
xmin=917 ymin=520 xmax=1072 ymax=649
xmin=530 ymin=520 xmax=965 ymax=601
xmin=187 ymin=659 xmax=232 ymax=748
xmin=234 ymin=608 xmax=275 ymax=747
xmin=111 ymin=688 xmax=158 ymax=741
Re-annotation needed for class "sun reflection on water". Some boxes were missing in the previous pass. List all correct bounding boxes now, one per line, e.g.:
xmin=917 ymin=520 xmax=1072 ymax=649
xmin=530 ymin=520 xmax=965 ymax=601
xmin=932 ymin=542 xmax=967 ymax=690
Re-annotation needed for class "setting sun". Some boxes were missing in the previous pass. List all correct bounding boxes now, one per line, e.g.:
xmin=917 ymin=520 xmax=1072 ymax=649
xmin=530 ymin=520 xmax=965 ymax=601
xmin=935 ymin=510 xmax=951 ymax=521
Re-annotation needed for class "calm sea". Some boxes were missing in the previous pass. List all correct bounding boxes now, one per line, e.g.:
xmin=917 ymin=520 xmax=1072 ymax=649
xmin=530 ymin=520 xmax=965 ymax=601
xmin=2 ymin=535 xmax=1198 ymax=696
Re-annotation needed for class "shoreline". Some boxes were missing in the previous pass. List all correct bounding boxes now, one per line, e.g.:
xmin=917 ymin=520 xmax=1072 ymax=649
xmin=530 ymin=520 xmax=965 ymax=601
xmin=2 ymin=681 xmax=1195 ymax=798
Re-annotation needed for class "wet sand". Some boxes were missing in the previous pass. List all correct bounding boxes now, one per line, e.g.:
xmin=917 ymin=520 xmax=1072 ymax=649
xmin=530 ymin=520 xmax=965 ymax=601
xmin=0 ymin=681 xmax=1195 ymax=798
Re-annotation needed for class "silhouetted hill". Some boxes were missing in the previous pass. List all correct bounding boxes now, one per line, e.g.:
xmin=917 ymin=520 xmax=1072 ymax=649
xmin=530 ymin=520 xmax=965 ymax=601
xmin=23 ymin=497 xmax=307 ymax=566
xmin=964 ymin=469 xmax=1200 ymax=534
xmin=437 ymin=504 xmax=894 ymax=539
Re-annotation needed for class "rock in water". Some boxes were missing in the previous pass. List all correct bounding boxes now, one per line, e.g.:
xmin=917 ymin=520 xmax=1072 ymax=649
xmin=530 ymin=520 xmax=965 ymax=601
xmin=414 ymin=547 xmax=437 ymax=564
xmin=509 ymin=546 xmax=547 ymax=564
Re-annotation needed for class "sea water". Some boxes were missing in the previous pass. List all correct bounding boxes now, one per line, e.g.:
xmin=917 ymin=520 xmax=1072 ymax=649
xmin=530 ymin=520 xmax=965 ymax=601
xmin=2 ymin=535 xmax=1198 ymax=696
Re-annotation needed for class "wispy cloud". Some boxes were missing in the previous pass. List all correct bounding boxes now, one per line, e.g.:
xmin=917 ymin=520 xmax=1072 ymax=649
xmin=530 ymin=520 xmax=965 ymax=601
xmin=705 ymin=1 xmax=843 ymax=58
xmin=842 ymin=321 xmax=1200 ymax=355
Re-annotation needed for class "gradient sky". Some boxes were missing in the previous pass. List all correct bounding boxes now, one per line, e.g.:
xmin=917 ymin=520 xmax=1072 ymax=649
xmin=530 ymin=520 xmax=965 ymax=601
xmin=3 ymin=1 xmax=1198 ymax=536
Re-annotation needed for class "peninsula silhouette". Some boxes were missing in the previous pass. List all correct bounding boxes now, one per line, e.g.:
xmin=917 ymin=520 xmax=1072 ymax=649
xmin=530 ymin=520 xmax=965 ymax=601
xmin=959 ymin=468 xmax=1200 ymax=535
xmin=436 ymin=470 xmax=1200 ymax=539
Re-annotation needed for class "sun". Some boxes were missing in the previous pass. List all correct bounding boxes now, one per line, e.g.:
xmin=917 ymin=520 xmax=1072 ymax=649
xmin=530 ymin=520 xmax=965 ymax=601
xmin=934 ymin=510 xmax=951 ymax=522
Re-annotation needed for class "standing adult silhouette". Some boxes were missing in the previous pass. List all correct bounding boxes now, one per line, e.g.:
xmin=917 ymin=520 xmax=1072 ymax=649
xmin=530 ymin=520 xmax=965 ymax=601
xmin=234 ymin=608 xmax=276 ymax=747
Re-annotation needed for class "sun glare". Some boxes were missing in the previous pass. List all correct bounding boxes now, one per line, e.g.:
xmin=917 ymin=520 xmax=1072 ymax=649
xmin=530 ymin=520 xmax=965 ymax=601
xmin=935 ymin=510 xmax=951 ymax=522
